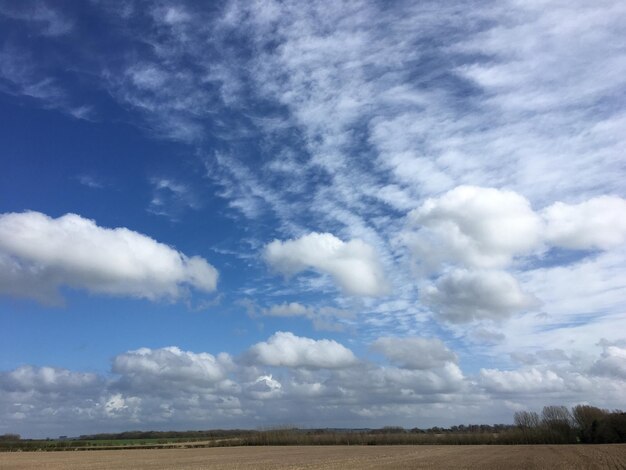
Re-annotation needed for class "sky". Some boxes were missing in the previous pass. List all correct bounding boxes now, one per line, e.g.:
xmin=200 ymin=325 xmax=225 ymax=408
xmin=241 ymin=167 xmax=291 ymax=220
xmin=1 ymin=0 xmax=625 ymax=439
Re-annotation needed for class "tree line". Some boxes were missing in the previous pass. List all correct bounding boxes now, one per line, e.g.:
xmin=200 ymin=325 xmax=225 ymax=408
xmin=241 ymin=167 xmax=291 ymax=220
xmin=1 ymin=403 xmax=624 ymax=450
xmin=512 ymin=405 xmax=626 ymax=444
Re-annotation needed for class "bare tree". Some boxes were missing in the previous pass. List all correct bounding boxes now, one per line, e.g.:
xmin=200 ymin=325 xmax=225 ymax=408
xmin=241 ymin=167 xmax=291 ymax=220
xmin=572 ymin=405 xmax=608 ymax=443
xmin=514 ymin=411 xmax=540 ymax=429
xmin=542 ymin=406 xmax=575 ymax=442
xmin=572 ymin=405 xmax=607 ymax=428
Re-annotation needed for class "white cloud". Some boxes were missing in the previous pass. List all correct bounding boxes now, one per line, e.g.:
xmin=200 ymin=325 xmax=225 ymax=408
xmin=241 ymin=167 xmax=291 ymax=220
xmin=0 ymin=2 xmax=73 ymax=36
xmin=245 ymin=374 xmax=282 ymax=400
xmin=0 ymin=40 xmax=94 ymax=121
xmin=375 ymin=363 xmax=465 ymax=395
xmin=77 ymin=174 xmax=104 ymax=189
xmin=151 ymin=5 xmax=191 ymax=26
xmin=264 ymin=232 xmax=388 ymax=296
xmin=104 ymin=393 xmax=141 ymax=418
xmin=260 ymin=302 xmax=352 ymax=331
xmin=245 ymin=331 xmax=357 ymax=369
xmin=148 ymin=177 xmax=199 ymax=219
xmin=457 ymin=1 xmax=626 ymax=114
xmin=543 ymin=196 xmax=626 ymax=250
xmin=424 ymin=269 xmax=539 ymax=323
xmin=517 ymin=248 xmax=626 ymax=329
xmin=0 ymin=211 xmax=218 ymax=303
xmin=4 ymin=339 xmax=626 ymax=437
xmin=407 ymin=188 xmax=625 ymax=324
xmin=105 ymin=59 xmax=211 ymax=143
xmin=208 ymin=152 xmax=293 ymax=221
xmin=112 ymin=347 xmax=230 ymax=390
xmin=408 ymin=186 xmax=543 ymax=269
xmin=405 ymin=186 xmax=626 ymax=276
xmin=264 ymin=302 xmax=313 ymax=317
xmin=0 ymin=44 xmax=61 ymax=101
xmin=479 ymin=367 xmax=566 ymax=394
xmin=591 ymin=344 xmax=626 ymax=380
xmin=0 ymin=366 xmax=101 ymax=393
xmin=371 ymin=337 xmax=457 ymax=369
xmin=471 ymin=328 xmax=506 ymax=344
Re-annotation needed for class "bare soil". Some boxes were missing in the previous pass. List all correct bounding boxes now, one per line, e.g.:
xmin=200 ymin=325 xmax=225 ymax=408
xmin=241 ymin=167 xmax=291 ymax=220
xmin=1 ymin=444 xmax=625 ymax=469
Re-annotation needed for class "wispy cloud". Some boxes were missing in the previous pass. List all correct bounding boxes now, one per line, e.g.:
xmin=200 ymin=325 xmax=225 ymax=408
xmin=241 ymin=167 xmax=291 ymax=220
xmin=76 ymin=174 xmax=104 ymax=189
xmin=0 ymin=1 xmax=73 ymax=36
xmin=0 ymin=42 xmax=92 ymax=119
xmin=148 ymin=177 xmax=200 ymax=220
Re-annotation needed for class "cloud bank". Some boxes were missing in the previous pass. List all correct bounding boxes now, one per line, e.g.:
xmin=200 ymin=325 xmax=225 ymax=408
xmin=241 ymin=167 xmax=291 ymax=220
xmin=2 ymin=333 xmax=625 ymax=437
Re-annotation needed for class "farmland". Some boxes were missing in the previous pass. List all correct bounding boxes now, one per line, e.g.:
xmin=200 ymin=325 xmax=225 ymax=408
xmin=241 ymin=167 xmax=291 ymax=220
xmin=1 ymin=444 xmax=625 ymax=469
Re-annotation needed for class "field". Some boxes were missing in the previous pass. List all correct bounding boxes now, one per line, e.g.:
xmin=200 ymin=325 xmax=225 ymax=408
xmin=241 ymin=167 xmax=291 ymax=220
xmin=1 ymin=444 xmax=625 ymax=469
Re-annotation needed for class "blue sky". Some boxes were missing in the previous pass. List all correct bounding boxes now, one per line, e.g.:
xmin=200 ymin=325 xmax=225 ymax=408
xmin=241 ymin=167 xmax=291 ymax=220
xmin=1 ymin=0 xmax=626 ymax=438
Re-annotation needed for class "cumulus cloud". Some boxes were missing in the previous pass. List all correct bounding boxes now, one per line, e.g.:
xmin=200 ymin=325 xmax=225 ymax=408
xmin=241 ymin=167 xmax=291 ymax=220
xmin=104 ymin=393 xmax=141 ymax=418
xmin=542 ymin=196 xmax=626 ymax=250
xmin=479 ymin=368 xmax=566 ymax=394
xmin=408 ymin=188 xmax=626 ymax=273
xmin=0 ymin=211 xmax=218 ymax=303
xmin=371 ymin=337 xmax=457 ymax=369
xmin=477 ymin=342 xmax=626 ymax=402
xmin=375 ymin=363 xmax=465 ymax=395
xmin=245 ymin=331 xmax=358 ymax=369
xmin=408 ymin=186 xmax=543 ymax=269
xmin=0 ymin=365 xmax=101 ymax=393
xmin=407 ymin=187 xmax=626 ymax=324
xmin=112 ymin=347 xmax=230 ymax=391
xmin=264 ymin=232 xmax=388 ymax=296
xmin=424 ymin=269 xmax=539 ymax=323
xmin=4 ymin=339 xmax=626 ymax=437
xmin=245 ymin=374 xmax=282 ymax=400
xmin=591 ymin=344 xmax=626 ymax=380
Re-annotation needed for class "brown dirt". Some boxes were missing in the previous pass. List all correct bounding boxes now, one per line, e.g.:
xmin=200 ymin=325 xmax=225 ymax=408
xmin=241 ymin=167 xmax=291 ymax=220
xmin=1 ymin=444 xmax=625 ymax=469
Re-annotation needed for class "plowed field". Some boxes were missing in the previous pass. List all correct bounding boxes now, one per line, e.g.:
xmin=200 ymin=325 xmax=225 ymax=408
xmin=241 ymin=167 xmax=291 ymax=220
xmin=2 ymin=444 xmax=625 ymax=469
